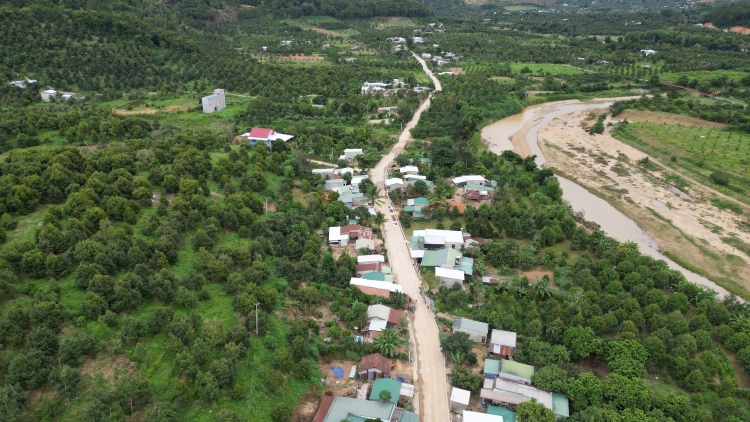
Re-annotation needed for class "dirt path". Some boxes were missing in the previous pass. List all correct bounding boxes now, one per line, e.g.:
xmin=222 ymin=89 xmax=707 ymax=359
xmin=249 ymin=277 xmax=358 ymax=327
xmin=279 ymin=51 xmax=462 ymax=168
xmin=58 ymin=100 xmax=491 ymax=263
xmin=370 ymin=51 xmax=449 ymax=422
xmin=113 ymin=103 xmax=192 ymax=115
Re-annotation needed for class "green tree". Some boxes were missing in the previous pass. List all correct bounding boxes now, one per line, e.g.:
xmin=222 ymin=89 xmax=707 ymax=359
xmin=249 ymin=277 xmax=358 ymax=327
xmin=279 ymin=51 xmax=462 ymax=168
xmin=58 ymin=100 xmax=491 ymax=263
xmin=378 ymin=389 xmax=392 ymax=403
xmin=563 ymin=326 xmax=602 ymax=361
xmin=516 ymin=398 xmax=555 ymax=422
xmin=373 ymin=329 xmax=403 ymax=358
xmin=449 ymin=365 xmax=482 ymax=394
xmin=195 ymin=371 xmax=219 ymax=402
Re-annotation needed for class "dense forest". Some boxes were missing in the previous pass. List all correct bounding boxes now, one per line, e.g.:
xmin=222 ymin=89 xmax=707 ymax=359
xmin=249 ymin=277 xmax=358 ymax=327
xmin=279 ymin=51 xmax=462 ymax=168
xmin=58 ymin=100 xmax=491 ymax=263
xmin=703 ymin=2 xmax=750 ymax=28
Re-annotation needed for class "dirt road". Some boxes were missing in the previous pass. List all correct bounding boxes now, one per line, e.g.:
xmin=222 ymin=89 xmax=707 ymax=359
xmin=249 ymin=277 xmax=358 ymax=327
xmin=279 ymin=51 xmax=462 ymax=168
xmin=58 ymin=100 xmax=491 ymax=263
xmin=370 ymin=52 xmax=450 ymax=422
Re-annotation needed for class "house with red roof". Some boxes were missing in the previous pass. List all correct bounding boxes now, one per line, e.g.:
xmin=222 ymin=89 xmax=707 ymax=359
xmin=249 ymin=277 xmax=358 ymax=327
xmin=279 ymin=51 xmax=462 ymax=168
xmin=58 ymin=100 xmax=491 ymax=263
xmin=239 ymin=127 xmax=294 ymax=146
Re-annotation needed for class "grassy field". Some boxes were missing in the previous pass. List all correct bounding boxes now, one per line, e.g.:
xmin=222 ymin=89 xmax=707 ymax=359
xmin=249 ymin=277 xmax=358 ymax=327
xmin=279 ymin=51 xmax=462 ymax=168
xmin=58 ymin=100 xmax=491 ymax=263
xmin=611 ymin=121 xmax=750 ymax=207
xmin=660 ymin=70 xmax=749 ymax=86
xmin=509 ymin=63 xmax=584 ymax=75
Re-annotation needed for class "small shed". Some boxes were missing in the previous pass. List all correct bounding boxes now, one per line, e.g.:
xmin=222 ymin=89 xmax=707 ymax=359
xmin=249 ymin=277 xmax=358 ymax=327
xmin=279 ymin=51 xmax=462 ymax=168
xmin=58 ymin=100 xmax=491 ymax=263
xmin=450 ymin=387 xmax=471 ymax=413
xmin=453 ymin=317 xmax=489 ymax=343
xmin=370 ymin=378 xmax=401 ymax=403
xmin=484 ymin=359 xmax=500 ymax=378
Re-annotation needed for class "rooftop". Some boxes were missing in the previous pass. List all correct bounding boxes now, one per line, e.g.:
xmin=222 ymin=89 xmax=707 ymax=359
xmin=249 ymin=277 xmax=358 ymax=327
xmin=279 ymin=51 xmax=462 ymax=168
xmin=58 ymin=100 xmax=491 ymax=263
xmin=450 ymin=387 xmax=471 ymax=405
xmin=322 ymin=396 xmax=395 ymax=422
xmin=369 ymin=378 xmax=401 ymax=403
xmin=435 ymin=267 xmax=465 ymax=281
xmin=490 ymin=330 xmax=517 ymax=348
xmin=462 ymin=410 xmax=505 ymax=422
xmin=420 ymin=248 xmax=462 ymax=268
xmin=500 ymin=360 xmax=535 ymax=381
xmin=484 ymin=359 xmax=501 ymax=376
xmin=453 ymin=317 xmax=489 ymax=335
xmin=360 ymin=353 xmax=392 ymax=374
xmin=488 ymin=406 xmax=515 ymax=422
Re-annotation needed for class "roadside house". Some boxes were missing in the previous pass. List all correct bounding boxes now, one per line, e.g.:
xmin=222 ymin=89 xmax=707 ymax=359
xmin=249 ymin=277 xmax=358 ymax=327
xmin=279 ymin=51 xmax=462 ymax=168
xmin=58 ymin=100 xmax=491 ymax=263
xmin=412 ymin=229 xmax=465 ymax=250
xmin=489 ymin=329 xmax=517 ymax=359
xmin=312 ymin=396 xmax=396 ymax=422
xmin=451 ymin=175 xmax=488 ymax=187
xmin=462 ymin=410 xmax=505 ymax=422
xmin=329 ymin=225 xmax=372 ymax=246
xmin=369 ymin=378 xmax=401 ymax=403
xmin=452 ymin=317 xmax=489 ymax=343
xmin=359 ymin=353 xmax=392 ymax=380
xmin=484 ymin=359 xmax=500 ymax=379
xmin=450 ymin=387 xmax=471 ymax=412
xmin=435 ymin=267 xmax=465 ymax=288
xmin=385 ymin=178 xmax=405 ymax=192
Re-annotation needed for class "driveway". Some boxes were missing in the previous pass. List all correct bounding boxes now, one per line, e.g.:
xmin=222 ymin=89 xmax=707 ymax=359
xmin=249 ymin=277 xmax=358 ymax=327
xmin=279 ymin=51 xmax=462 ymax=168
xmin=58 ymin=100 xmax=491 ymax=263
xmin=370 ymin=52 xmax=449 ymax=422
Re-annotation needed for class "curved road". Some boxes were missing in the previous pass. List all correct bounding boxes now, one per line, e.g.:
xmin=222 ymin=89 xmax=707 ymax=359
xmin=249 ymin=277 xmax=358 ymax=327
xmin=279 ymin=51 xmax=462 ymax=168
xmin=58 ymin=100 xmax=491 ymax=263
xmin=370 ymin=52 xmax=449 ymax=422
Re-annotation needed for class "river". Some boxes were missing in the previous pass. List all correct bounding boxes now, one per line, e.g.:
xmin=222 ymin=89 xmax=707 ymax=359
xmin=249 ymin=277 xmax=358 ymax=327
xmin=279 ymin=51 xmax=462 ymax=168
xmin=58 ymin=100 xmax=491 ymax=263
xmin=481 ymin=100 xmax=733 ymax=298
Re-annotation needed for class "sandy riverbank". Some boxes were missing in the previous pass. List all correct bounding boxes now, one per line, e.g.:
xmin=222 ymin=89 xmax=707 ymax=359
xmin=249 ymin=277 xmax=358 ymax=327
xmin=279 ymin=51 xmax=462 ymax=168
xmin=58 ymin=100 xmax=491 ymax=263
xmin=536 ymin=109 xmax=750 ymax=293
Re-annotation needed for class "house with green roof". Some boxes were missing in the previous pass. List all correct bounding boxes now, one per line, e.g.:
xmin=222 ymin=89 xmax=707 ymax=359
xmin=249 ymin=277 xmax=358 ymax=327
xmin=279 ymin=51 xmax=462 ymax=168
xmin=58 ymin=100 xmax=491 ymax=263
xmin=419 ymin=157 xmax=432 ymax=167
xmin=369 ymin=378 xmax=401 ymax=404
xmin=420 ymin=248 xmax=462 ymax=271
xmin=483 ymin=359 xmax=500 ymax=378
xmin=316 ymin=396 xmax=396 ymax=422
xmin=399 ymin=410 xmax=420 ymax=422
xmin=487 ymin=406 xmax=516 ymax=422
xmin=363 ymin=271 xmax=394 ymax=282
xmin=499 ymin=360 xmax=535 ymax=385
xmin=453 ymin=317 xmax=489 ymax=343
xmin=552 ymin=393 xmax=570 ymax=419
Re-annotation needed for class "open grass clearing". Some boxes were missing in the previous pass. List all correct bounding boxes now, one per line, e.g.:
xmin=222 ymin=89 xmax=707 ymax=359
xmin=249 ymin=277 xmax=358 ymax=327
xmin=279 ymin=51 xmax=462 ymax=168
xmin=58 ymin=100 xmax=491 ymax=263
xmin=504 ymin=5 xmax=537 ymax=11
xmin=660 ymin=70 xmax=749 ymax=86
xmin=509 ymin=63 xmax=585 ymax=75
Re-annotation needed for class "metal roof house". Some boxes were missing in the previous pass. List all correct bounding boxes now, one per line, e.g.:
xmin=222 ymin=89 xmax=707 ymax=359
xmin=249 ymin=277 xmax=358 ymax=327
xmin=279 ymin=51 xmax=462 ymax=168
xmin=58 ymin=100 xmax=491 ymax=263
xmin=453 ymin=317 xmax=489 ymax=343
xmin=329 ymin=225 xmax=372 ymax=246
xmin=359 ymin=353 xmax=392 ymax=381
xmin=484 ymin=359 xmax=500 ymax=378
xmin=412 ymin=229 xmax=465 ymax=250
xmin=399 ymin=165 xmax=419 ymax=175
xmin=314 ymin=396 xmax=396 ymax=422
xmin=480 ymin=378 xmax=569 ymax=419
xmin=452 ymin=175 xmax=489 ymax=187
xmin=489 ymin=329 xmax=517 ymax=359
xmin=488 ymin=406 xmax=515 ymax=422
xmin=385 ymin=178 xmax=405 ymax=192
xmin=419 ymin=248 xmax=462 ymax=269
xmin=241 ymin=127 xmax=294 ymax=146
xmin=435 ymin=267 xmax=466 ymax=288
xmin=350 ymin=277 xmax=404 ymax=299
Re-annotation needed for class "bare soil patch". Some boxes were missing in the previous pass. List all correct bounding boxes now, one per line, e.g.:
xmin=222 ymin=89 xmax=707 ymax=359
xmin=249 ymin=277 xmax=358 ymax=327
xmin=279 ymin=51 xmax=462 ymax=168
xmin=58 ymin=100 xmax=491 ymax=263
xmin=518 ymin=270 xmax=554 ymax=282
xmin=704 ymin=22 xmax=717 ymax=28
xmin=450 ymin=67 xmax=465 ymax=74
xmin=730 ymin=26 xmax=750 ymax=35
xmin=617 ymin=110 xmax=726 ymax=128
xmin=292 ymin=387 xmax=322 ymax=422
xmin=580 ymin=356 xmax=611 ymax=379
xmin=80 ymin=353 xmax=138 ymax=385
xmin=309 ymin=27 xmax=340 ymax=37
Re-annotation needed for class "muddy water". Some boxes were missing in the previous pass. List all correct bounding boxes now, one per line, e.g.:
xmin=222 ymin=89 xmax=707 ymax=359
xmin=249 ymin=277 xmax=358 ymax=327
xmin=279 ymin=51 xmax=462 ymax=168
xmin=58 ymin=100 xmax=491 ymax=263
xmin=482 ymin=100 xmax=733 ymax=298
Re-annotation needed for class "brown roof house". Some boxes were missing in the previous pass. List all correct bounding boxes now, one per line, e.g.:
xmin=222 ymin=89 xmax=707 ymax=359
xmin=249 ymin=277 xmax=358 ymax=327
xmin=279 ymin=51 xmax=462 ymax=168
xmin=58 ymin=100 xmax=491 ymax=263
xmin=358 ymin=353 xmax=392 ymax=381
xmin=364 ymin=304 xmax=405 ymax=338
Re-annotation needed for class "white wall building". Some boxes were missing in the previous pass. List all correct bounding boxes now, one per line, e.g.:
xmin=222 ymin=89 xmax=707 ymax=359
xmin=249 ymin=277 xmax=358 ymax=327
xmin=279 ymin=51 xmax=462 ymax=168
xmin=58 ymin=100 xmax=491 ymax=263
xmin=202 ymin=89 xmax=226 ymax=113
xmin=450 ymin=387 xmax=471 ymax=413
xmin=361 ymin=82 xmax=389 ymax=95
xmin=385 ymin=178 xmax=404 ymax=192
xmin=435 ymin=267 xmax=466 ymax=288
xmin=413 ymin=229 xmax=465 ymax=250
xmin=40 ymin=89 xmax=57 ymax=102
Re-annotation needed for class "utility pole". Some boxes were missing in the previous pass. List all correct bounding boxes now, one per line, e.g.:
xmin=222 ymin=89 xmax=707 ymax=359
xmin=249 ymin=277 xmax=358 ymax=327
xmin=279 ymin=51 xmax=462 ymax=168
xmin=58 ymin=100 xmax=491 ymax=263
xmin=264 ymin=197 xmax=268 ymax=219
xmin=254 ymin=302 xmax=260 ymax=335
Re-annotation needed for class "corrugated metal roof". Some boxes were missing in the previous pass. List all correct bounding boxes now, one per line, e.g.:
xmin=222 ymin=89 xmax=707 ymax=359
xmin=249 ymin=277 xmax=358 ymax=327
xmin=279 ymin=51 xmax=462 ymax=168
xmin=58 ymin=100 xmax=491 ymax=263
xmin=450 ymin=387 xmax=471 ymax=405
xmin=322 ymin=397 xmax=394 ymax=422
xmin=484 ymin=359 xmax=500 ymax=375
xmin=400 ymin=410 xmax=420 ymax=422
xmin=552 ymin=393 xmax=570 ymax=418
xmin=500 ymin=360 xmax=535 ymax=380
xmin=312 ymin=396 xmax=334 ymax=422
xmin=453 ymin=317 xmax=489 ymax=335
xmin=490 ymin=330 xmax=517 ymax=348
xmin=487 ymin=406 xmax=515 ymax=422
xmin=370 ymin=378 xmax=401 ymax=403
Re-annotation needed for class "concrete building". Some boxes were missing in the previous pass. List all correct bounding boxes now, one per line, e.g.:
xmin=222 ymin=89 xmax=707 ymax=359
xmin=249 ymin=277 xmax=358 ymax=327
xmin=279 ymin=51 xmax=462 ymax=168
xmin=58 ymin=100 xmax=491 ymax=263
xmin=489 ymin=329 xmax=517 ymax=359
xmin=450 ymin=387 xmax=471 ymax=412
xmin=484 ymin=359 xmax=501 ymax=378
xmin=435 ymin=267 xmax=465 ymax=288
xmin=361 ymin=82 xmax=389 ymax=95
xmin=349 ymin=278 xmax=404 ymax=299
xmin=40 ymin=89 xmax=57 ymax=102
xmin=453 ymin=317 xmax=489 ymax=343
xmin=328 ymin=225 xmax=372 ymax=246
xmin=339 ymin=148 xmax=363 ymax=162
xmin=201 ymin=89 xmax=226 ymax=113
xmin=358 ymin=255 xmax=385 ymax=264
xmin=399 ymin=165 xmax=419 ymax=175
xmin=412 ymin=229 xmax=465 ymax=250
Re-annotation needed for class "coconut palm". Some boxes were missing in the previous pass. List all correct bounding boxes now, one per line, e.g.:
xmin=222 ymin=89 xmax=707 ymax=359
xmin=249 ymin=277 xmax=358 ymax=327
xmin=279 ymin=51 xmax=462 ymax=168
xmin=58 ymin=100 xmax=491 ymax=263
xmin=373 ymin=329 xmax=403 ymax=358
xmin=365 ymin=184 xmax=384 ymax=207
xmin=373 ymin=211 xmax=386 ymax=232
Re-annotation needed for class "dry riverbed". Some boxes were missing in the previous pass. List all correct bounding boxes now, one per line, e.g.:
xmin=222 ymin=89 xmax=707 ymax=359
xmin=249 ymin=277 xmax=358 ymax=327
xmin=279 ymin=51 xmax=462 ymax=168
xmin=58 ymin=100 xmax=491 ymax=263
xmin=536 ymin=109 xmax=750 ymax=294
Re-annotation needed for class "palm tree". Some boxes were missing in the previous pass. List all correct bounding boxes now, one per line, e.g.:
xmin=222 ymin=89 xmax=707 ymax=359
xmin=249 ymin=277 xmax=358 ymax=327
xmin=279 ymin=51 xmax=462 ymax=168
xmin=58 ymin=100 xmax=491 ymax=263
xmin=694 ymin=287 xmax=718 ymax=303
xmin=620 ymin=241 xmax=639 ymax=254
xmin=373 ymin=211 xmax=386 ymax=232
xmin=373 ymin=329 xmax=403 ymax=358
xmin=365 ymin=185 xmax=384 ymax=207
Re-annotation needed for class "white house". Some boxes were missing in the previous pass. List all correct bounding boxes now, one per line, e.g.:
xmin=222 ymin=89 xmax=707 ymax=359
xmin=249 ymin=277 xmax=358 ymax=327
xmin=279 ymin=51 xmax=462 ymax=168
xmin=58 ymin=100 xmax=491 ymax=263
xmin=463 ymin=410 xmax=505 ymax=422
xmin=404 ymin=174 xmax=427 ymax=182
xmin=281 ymin=40 xmax=292 ymax=46
xmin=412 ymin=37 xmax=425 ymax=43
xmin=413 ymin=229 xmax=465 ymax=250
xmin=450 ymin=387 xmax=471 ymax=412
xmin=8 ymin=80 xmax=27 ymax=88
xmin=40 ymin=89 xmax=57 ymax=102
xmin=421 ymin=53 xmax=432 ymax=59
xmin=240 ymin=127 xmax=294 ymax=146
xmin=361 ymin=82 xmax=388 ymax=95
xmin=358 ymin=255 xmax=385 ymax=264
xmin=452 ymin=175 xmax=488 ymax=187
xmin=385 ymin=178 xmax=404 ymax=192
xmin=399 ymin=165 xmax=419 ymax=175
xmin=432 ymin=43 xmax=439 ymax=48
xmin=640 ymin=49 xmax=656 ymax=56
xmin=339 ymin=148 xmax=364 ymax=162
xmin=435 ymin=267 xmax=465 ymax=288
xmin=201 ymin=89 xmax=226 ymax=113
xmin=350 ymin=175 xmax=369 ymax=187
xmin=344 ymin=58 xmax=357 ymax=62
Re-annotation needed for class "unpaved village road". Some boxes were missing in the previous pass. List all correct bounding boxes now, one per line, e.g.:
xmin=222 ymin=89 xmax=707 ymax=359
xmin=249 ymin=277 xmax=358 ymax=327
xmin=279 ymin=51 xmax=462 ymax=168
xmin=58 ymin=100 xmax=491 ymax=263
xmin=370 ymin=52 xmax=449 ymax=422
